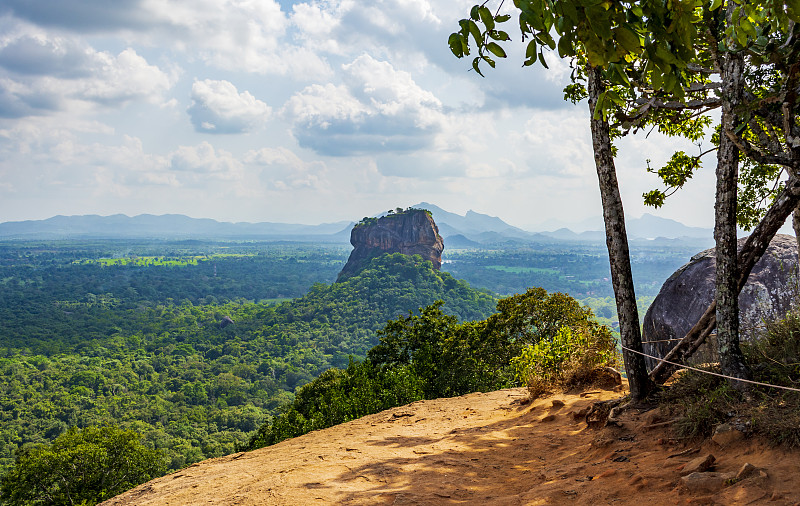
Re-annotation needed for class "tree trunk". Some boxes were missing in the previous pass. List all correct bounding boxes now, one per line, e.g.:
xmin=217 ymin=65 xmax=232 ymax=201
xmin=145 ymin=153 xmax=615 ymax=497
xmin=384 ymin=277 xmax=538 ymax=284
xmin=714 ymin=16 xmax=751 ymax=387
xmin=587 ymin=66 xmax=654 ymax=401
xmin=793 ymin=205 xmax=800 ymax=255
xmin=649 ymin=175 xmax=800 ymax=384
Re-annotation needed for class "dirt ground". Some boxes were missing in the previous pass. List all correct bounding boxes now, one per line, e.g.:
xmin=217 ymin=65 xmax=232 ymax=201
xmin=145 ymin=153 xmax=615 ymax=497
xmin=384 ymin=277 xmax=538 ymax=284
xmin=103 ymin=385 xmax=800 ymax=505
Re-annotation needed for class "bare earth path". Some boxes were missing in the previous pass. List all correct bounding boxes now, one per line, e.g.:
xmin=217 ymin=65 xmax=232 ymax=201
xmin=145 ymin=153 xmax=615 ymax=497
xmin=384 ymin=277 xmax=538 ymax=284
xmin=103 ymin=387 xmax=800 ymax=505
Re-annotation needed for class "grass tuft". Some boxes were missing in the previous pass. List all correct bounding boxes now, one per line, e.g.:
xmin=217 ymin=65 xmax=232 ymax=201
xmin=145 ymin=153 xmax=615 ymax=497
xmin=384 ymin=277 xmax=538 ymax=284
xmin=660 ymin=309 xmax=800 ymax=447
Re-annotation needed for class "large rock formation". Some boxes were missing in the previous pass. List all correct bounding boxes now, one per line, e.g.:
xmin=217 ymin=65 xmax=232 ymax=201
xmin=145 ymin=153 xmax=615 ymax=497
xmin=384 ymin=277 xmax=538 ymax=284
xmin=338 ymin=209 xmax=444 ymax=280
xmin=642 ymin=234 xmax=799 ymax=369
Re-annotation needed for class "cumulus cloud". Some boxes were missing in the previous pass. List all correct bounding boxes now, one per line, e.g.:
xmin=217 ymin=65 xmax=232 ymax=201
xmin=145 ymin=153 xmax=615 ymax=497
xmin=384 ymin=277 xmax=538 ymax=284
xmin=0 ymin=32 xmax=175 ymax=117
xmin=245 ymin=146 xmax=327 ymax=190
xmin=0 ymin=0 xmax=153 ymax=32
xmin=290 ymin=0 xmax=442 ymax=55
xmin=169 ymin=142 xmax=244 ymax=183
xmin=187 ymin=79 xmax=271 ymax=134
xmin=520 ymin=111 xmax=593 ymax=178
xmin=0 ymin=34 xmax=94 ymax=78
xmin=3 ymin=0 xmax=330 ymax=79
xmin=283 ymin=54 xmax=443 ymax=156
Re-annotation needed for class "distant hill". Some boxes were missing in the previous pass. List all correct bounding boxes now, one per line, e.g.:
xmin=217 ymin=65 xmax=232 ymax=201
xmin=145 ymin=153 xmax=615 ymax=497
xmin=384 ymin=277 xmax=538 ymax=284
xmin=413 ymin=204 xmax=712 ymax=244
xmin=625 ymin=213 xmax=712 ymax=239
xmin=535 ymin=213 xmax=712 ymax=241
xmin=412 ymin=202 xmax=536 ymax=245
xmin=0 ymin=208 xmax=714 ymax=244
xmin=0 ymin=214 xmax=353 ymax=241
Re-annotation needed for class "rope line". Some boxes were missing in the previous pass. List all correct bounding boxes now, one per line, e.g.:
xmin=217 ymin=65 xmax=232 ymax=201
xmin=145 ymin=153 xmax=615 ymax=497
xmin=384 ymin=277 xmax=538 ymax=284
xmin=621 ymin=345 xmax=800 ymax=394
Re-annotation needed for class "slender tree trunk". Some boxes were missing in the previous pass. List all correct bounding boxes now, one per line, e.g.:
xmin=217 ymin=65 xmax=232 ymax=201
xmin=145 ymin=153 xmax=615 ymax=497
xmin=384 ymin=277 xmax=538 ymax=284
xmin=793 ymin=205 xmax=800 ymax=255
xmin=649 ymin=175 xmax=800 ymax=384
xmin=715 ymin=18 xmax=751 ymax=387
xmin=587 ymin=66 xmax=653 ymax=401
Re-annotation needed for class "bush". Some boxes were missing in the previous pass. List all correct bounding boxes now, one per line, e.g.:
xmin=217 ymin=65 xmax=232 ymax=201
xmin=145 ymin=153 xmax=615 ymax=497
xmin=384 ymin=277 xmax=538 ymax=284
xmin=510 ymin=324 xmax=618 ymax=399
xmin=0 ymin=426 xmax=166 ymax=506
xmin=248 ymin=288 xmax=612 ymax=450
xmin=246 ymin=359 xmax=424 ymax=450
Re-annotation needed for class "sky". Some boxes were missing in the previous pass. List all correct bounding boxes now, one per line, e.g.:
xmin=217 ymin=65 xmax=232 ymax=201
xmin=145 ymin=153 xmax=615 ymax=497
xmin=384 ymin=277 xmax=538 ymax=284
xmin=0 ymin=0 xmax=722 ymax=230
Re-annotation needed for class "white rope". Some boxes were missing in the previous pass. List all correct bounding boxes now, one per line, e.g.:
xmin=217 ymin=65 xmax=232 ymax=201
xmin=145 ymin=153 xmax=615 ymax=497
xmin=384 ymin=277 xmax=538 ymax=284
xmin=620 ymin=345 xmax=800 ymax=394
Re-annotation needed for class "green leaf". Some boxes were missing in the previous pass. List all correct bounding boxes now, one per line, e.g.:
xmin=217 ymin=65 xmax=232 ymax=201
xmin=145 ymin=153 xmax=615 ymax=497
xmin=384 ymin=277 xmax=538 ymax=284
xmin=479 ymin=6 xmax=495 ymax=30
xmin=538 ymin=51 xmax=548 ymax=69
xmin=559 ymin=1 xmax=578 ymax=23
xmin=651 ymin=69 xmax=663 ymax=90
xmin=557 ymin=34 xmax=573 ymax=57
xmin=468 ymin=20 xmax=483 ymax=47
xmin=539 ymin=31 xmax=556 ymax=50
xmin=709 ymin=0 xmax=722 ymax=11
xmin=654 ymin=44 xmax=678 ymax=65
xmin=613 ymin=25 xmax=641 ymax=54
xmin=486 ymin=42 xmax=507 ymax=58
xmin=643 ymin=190 xmax=666 ymax=208
xmin=470 ymin=5 xmax=480 ymax=21
xmin=472 ymin=57 xmax=485 ymax=77
xmin=448 ymin=33 xmax=464 ymax=58
xmin=489 ymin=30 xmax=511 ymax=41
xmin=495 ymin=14 xmax=511 ymax=23
xmin=526 ymin=39 xmax=537 ymax=58
xmin=739 ymin=17 xmax=756 ymax=39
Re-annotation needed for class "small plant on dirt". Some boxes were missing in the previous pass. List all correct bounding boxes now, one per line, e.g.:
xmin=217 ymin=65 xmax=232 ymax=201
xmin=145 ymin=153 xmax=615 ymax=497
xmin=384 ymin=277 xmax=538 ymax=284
xmin=659 ymin=366 xmax=739 ymax=440
xmin=510 ymin=324 xmax=618 ymax=399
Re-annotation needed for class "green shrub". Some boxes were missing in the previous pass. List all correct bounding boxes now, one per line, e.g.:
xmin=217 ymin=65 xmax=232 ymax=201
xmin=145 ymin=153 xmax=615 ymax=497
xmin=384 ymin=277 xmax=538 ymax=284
xmin=510 ymin=323 xmax=617 ymax=398
xmin=0 ymin=426 xmax=166 ymax=506
xmin=246 ymin=359 xmax=424 ymax=450
xmin=248 ymin=288 xmax=611 ymax=450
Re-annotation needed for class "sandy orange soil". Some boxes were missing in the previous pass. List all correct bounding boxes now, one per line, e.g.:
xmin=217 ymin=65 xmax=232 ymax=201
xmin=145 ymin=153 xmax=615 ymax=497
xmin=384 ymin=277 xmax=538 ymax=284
xmin=103 ymin=385 xmax=800 ymax=505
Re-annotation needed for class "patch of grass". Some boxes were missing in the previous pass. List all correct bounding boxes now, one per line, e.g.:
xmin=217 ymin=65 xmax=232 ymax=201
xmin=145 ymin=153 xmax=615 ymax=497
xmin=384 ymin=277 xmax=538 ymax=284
xmin=660 ymin=366 xmax=739 ymax=440
xmin=660 ymin=309 xmax=800 ymax=447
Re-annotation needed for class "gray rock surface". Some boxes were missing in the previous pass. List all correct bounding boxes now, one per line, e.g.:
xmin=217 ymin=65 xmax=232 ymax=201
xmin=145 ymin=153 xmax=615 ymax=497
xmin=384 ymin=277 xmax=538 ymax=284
xmin=338 ymin=209 xmax=444 ymax=280
xmin=642 ymin=234 xmax=799 ymax=369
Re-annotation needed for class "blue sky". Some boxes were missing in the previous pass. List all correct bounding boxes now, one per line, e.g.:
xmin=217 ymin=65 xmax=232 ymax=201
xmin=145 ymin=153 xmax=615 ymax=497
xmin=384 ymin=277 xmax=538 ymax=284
xmin=0 ymin=0 xmax=718 ymax=229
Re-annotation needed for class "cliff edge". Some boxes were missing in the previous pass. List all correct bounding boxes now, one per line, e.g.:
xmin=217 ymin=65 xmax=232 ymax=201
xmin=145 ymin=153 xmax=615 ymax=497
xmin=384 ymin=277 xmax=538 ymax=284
xmin=338 ymin=208 xmax=444 ymax=280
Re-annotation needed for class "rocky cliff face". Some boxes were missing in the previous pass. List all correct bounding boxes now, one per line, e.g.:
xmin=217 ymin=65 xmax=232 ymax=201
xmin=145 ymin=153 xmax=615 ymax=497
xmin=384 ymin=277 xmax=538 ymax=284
xmin=338 ymin=209 xmax=444 ymax=280
xmin=642 ymin=234 xmax=799 ymax=369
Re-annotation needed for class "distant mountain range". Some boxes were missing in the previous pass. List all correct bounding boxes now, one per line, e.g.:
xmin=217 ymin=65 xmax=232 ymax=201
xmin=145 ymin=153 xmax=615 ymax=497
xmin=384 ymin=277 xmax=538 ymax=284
xmin=413 ymin=203 xmax=713 ymax=244
xmin=0 ymin=214 xmax=353 ymax=241
xmin=0 ymin=206 xmax=714 ymax=244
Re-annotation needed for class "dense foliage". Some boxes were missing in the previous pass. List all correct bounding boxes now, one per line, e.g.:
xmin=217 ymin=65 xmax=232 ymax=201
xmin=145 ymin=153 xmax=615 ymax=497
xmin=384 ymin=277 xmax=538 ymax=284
xmin=442 ymin=241 xmax=706 ymax=298
xmin=0 ymin=237 xmax=675 ymax=500
xmin=247 ymin=288 xmax=614 ymax=450
xmin=0 ymin=244 xmax=495 ymax=478
xmin=0 ymin=426 xmax=165 ymax=505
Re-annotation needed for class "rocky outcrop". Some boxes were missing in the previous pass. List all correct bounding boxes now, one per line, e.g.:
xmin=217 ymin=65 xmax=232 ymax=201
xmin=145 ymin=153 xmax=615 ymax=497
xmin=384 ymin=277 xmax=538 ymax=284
xmin=338 ymin=209 xmax=444 ymax=280
xmin=642 ymin=234 xmax=799 ymax=369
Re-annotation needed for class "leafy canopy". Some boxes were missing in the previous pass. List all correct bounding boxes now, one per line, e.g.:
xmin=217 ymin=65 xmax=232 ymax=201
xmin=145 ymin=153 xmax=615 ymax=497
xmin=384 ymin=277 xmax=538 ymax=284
xmin=0 ymin=426 xmax=166 ymax=506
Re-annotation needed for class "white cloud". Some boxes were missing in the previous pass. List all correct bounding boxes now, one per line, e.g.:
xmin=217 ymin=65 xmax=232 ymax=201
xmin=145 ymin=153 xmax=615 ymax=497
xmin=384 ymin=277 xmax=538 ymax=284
xmin=283 ymin=54 xmax=444 ymax=156
xmin=3 ymin=0 xmax=331 ymax=79
xmin=169 ymin=141 xmax=244 ymax=181
xmin=520 ymin=110 xmax=594 ymax=178
xmin=0 ymin=31 xmax=175 ymax=117
xmin=80 ymin=48 xmax=175 ymax=105
xmin=245 ymin=146 xmax=327 ymax=190
xmin=188 ymin=79 xmax=271 ymax=134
